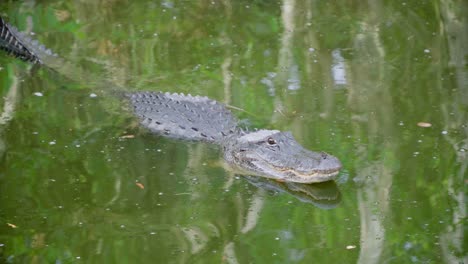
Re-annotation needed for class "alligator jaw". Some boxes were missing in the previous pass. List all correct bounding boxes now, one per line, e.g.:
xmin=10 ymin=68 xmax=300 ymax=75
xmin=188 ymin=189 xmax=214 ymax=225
xmin=279 ymin=167 xmax=341 ymax=183
xmin=256 ymin=153 xmax=342 ymax=183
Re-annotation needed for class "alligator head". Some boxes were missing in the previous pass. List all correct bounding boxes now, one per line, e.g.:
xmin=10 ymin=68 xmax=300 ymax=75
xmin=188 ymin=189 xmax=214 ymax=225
xmin=224 ymin=130 xmax=342 ymax=183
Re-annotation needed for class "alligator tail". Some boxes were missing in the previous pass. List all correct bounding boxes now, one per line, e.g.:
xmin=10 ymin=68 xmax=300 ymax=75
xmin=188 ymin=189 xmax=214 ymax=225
xmin=0 ymin=17 xmax=42 ymax=64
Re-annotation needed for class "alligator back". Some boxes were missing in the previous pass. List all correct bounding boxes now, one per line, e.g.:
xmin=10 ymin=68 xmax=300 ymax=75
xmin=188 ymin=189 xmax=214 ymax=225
xmin=128 ymin=92 xmax=239 ymax=143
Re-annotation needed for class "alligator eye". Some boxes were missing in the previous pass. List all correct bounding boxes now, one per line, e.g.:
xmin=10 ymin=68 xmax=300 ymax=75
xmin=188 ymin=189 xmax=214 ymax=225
xmin=267 ymin=137 xmax=276 ymax=145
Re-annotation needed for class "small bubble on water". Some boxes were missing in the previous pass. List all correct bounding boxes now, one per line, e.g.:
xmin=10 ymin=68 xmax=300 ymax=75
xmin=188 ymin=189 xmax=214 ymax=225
xmin=441 ymin=130 xmax=448 ymax=135
xmin=424 ymin=49 xmax=430 ymax=53
xmin=89 ymin=93 xmax=97 ymax=98
xmin=34 ymin=92 xmax=43 ymax=97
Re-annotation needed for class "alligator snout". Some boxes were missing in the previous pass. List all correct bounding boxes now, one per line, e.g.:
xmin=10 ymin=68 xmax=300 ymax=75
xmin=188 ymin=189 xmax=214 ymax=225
xmin=317 ymin=152 xmax=342 ymax=171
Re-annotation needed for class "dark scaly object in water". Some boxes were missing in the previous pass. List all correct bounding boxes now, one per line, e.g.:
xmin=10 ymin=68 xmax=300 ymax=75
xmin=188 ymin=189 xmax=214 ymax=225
xmin=0 ymin=16 xmax=342 ymax=183
xmin=0 ymin=17 xmax=44 ymax=64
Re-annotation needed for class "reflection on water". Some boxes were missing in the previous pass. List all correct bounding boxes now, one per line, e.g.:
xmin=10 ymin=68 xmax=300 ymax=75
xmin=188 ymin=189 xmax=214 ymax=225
xmin=331 ymin=49 xmax=347 ymax=85
xmin=245 ymin=177 xmax=341 ymax=209
xmin=0 ymin=0 xmax=466 ymax=263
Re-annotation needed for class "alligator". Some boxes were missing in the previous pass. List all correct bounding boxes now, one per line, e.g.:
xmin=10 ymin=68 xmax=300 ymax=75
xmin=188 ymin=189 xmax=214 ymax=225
xmin=0 ymin=17 xmax=342 ymax=183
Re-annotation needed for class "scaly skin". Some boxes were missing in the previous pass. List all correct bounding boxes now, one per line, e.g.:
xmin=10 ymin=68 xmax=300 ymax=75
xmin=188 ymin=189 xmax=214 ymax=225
xmin=0 ymin=17 xmax=342 ymax=183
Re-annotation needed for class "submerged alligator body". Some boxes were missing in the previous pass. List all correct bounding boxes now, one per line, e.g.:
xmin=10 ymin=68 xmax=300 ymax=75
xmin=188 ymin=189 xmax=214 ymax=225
xmin=0 ymin=17 xmax=342 ymax=183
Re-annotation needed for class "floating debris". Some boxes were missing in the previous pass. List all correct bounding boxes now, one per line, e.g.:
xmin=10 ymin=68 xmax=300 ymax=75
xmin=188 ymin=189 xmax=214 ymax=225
xmin=7 ymin=223 xmax=17 ymax=228
xmin=136 ymin=182 xmax=145 ymax=189
xmin=346 ymin=245 xmax=356 ymax=249
xmin=33 ymin=92 xmax=43 ymax=97
xmin=417 ymin=122 xmax=432 ymax=128
xmin=120 ymin=134 xmax=135 ymax=139
xmin=89 ymin=93 xmax=98 ymax=98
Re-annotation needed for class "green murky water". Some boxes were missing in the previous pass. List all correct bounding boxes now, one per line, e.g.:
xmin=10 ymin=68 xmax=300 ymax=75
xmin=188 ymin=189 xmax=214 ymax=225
xmin=0 ymin=1 xmax=466 ymax=263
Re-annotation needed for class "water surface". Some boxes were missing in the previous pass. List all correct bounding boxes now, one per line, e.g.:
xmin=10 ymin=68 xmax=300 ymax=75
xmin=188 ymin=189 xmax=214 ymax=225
xmin=0 ymin=1 xmax=466 ymax=263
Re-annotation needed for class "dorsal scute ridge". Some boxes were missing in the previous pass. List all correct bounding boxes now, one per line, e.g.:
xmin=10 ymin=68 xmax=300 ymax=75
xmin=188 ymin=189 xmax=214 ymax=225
xmin=0 ymin=17 xmax=56 ymax=64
